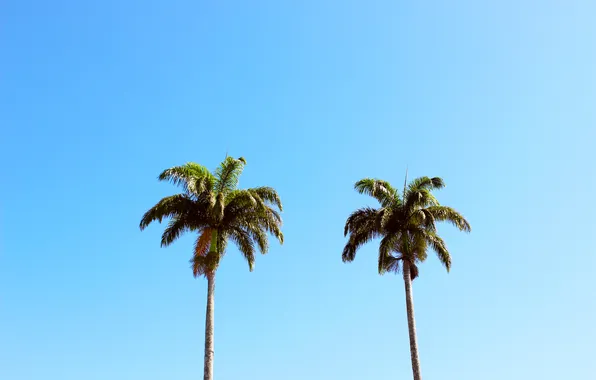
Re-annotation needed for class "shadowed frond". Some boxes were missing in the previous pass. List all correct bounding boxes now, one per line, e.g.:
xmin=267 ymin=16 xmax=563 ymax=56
xmin=342 ymin=227 xmax=380 ymax=262
xmin=355 ymin=178 xmax=399 ymax=207
xmin=344 ymin=207 xmax=381 ymax=236
xmin=378 ymin=234 xmax=399 ymax=274
xmin=384 ymin=255 xmax=402 ymax=274
xmin=229 ymin=227 xmax=256 ymax=271
xmin=161 ymin=216 xmax=191 ymax=247
xmin=139 ymin=194 xmax=197 ymax=230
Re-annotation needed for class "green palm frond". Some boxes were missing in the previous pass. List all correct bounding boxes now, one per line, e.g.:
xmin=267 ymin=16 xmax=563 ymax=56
xmin=228 ymin=227 xmax=257 ymax=271
xmin=161 ymin=216 xmax=192 ymax=247
xmin=215 ymin=157 xmax=246 ymax=194
xmin=342 ymin=227 xmax=380 ymax=262
xmin=344 ymin=207 xmax=381 ymax=237
xmin=354 ymin=178 xmax=399 ymax=207
xmin=378 ymin=233 xmax=399 ymax=274
xmin=424 ymin=232 xmax=451 ymax=271
xmin=226 ymin=189 xmax=261 ymax=210
xmin=158 ymin=163 xmax=215 ymax=196
xmin=139 ymin=194 xmax=197 ymax=230
xmin=407 ymin=176 xmax=445 ymax=193
xmin=408 ymin=209 xmax=437 ymax=233
xmin=404 ymin=187 xmax=440 ymax=211
xmin=249 ymin=186 xmax=283 ymax=211
xmin=426 ymin=206 xmax=471 ymax=232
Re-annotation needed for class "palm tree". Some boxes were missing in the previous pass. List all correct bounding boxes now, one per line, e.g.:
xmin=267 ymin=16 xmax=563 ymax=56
xmin=140 ymin=157 xmax=283 ymax=380
xmin=342 ymin=175 xmax=470 ymax=380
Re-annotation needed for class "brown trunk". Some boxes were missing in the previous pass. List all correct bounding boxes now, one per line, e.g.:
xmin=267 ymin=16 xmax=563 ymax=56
xmin=203 ymin=272 xmax=215 ymax=380
xmin=403 ymin=260 xmax=422 ymax=380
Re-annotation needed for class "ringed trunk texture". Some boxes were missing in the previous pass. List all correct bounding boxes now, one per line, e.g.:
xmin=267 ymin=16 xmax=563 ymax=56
xmin=203 ymin=272 xmax=215 ymax=380
xmin=403 ymin=260 xmax=422 ymax=380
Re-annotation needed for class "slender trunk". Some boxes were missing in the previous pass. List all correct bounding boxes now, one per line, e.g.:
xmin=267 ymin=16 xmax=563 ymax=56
xmin=403 ymin=260 xmax=422 ymax=380
xmin=203 ymin=272 xmax=215 ymax=380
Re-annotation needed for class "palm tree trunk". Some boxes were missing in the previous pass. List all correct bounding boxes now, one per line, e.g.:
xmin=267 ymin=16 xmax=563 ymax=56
xmin=402 ymin=260 xmax=422 ymax=380
xmin=203 ymin=272 xmax=215 ymax=380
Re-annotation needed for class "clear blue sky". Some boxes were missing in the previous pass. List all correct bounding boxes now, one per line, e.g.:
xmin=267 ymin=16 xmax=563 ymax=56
xmin=1 ymin=1 xmax=595 ymax=379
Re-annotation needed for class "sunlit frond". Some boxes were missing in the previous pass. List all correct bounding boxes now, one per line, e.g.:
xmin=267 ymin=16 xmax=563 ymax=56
xmin=407 ymin=176 xmax=445 ymax=193
xmin=424 ymin=232 xmax=451 ymax=271
xmin=158 ymin=163 xmax=215 ymax=196
xmin=404 ymin=188 xmax=440 ymax=211
xmin=354 ymin=178 xmax=399 ymax=207
xmin=249 ymin=186 xmax=283 ymax=211
xmin=215 ymin=157 xmax=246 ymax=194
xmin=426 ymin=206 xmax=471 ymax=232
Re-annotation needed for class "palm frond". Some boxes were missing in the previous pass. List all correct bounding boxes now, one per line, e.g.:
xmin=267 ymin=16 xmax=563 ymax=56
xmin=342 ymin=227 xmax=380 ymax=262
xmin=378 ymin=234 xmax=398 ymax=274
xmin=139 ymin=194 xmax=197 ymax=230
xmin=404 ymin=188 xmax=440 ymax=211
xmin=407 ymin=208 xmax=437 ymax=233
xmin=426 ymin=206 xmax=471 ymax=232
xmin=384 ymin=255 xmax=402 ymax=275
xmin=225 ymin=205 xmax=284 ymax=244
xmin=160 ymin=216 xmax=192 ymax=247
xmin=194 ymin=229 xmax=212 ymax=257
xmin=249 ymin=186 xmax=283 ymax=211
xmin=228 ymin=227 xmax=256 ymax=271
xmin=215 ymin=156 xmax=246 ymax=194
xmin=424 ymin=232 xmax=451 ymax=271
xmin=354 ymin=178 xmax=399 ymax=207
xmin=191 ymin=229 xmax=212 ymax=277
xmin=226 ymin=189 xmax=260 ymax=210
xmin=344 ymin=207 xmax=381 ymax=237
xmin=407 ymin=176 xmax=445 ymax=193
xmin=158 ymin=163 xmax=215 ymax=196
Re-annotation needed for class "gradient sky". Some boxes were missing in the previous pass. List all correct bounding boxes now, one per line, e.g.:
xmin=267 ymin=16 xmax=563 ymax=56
xmin=1 ymin=1 xmax=595 ymax=379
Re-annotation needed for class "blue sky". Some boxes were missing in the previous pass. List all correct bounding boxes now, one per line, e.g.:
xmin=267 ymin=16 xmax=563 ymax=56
xmin=1 ymin=1 xmax=595 ymax=379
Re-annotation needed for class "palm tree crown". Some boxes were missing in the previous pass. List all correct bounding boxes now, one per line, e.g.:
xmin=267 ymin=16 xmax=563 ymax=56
xmin=140 ymin=156 xmax=284 ymax=276
xmin=343 ymin=176 xmax=470 ymax=278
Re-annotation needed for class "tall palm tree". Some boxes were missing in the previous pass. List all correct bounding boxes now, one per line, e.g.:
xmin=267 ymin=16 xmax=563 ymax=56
xmin=342 ymin=176 xmax=470 ymax=380
xmin=140 ymin=157 xmax=283 ymax=380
